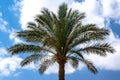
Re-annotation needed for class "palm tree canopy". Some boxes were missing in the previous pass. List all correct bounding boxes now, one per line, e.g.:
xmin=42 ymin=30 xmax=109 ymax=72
xmin=8 ymin=3 xmax=115 ymax=74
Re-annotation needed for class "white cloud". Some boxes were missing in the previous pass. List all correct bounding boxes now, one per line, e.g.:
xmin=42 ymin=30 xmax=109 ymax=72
xmin=0 ymin=56 xmax=22 ymax=76
xmin=70 ymin=0 xmax=120 ymax=26
xmin=69 ymin=0 xmax=105 ymax=27
xmin=16 ymin=0 xmax=73 ymax=29
xmin=0 ymin=12 xmax=9 ymax=32
xmin=17 ymin=0 xmax=120 ymax=29
xmin=101 ymin=0 xmax=120 ymax=19
xmin=11 ymin=0 xmax=120 ymax=74
xmin=0 ymin=47 xmax=36 ymax=76
xmin=9 ymin=0 xmax=22 ymax=17
xmin=0 ymin=48 xmax=21 ymax=76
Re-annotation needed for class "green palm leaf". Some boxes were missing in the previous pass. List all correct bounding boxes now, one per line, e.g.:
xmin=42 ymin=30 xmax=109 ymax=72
xmin=21 ymin=53 xmax=42 ymax=66
xmin=79 ymin=43 xmax=115 ymax=56
xmin=39 ymin=56 xmax=56 ymax=73
xmin=68 ymin=56 xmax=79 ymax=69
xmin=81 ymin=59 xmax=97 ymax=74
xmin=8 ymin=43 xmax=55 ymax=55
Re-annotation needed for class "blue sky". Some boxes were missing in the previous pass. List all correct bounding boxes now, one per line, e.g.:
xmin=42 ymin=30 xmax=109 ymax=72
xmin=0 ymin=0 xmax=120 ymax=80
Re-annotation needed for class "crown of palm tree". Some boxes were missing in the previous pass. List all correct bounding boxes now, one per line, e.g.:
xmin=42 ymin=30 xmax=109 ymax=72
xmin=8 ymin=3 xmax=115 ymax=80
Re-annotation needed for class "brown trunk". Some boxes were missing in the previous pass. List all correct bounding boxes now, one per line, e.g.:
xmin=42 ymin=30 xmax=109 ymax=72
xmin=58 ymin=61 xmax=65 ymax=80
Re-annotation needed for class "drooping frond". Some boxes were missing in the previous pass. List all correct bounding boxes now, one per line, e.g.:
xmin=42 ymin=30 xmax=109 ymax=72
xmin=67 ymin=50 xmax=97 ymax=73
xmin=69 ymin=50 xmax=84 ymax=59
xmin=68 ymin=56 xmax=79 ymax=69
xmin=81 ymin=59 xmax=97 ymax=74
xmin=21 ymin=53 xmax=42 ymax=66
xmin=39 ymin=56 xmax=56 ymax=74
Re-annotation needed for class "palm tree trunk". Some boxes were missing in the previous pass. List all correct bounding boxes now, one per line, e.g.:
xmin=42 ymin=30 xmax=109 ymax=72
xmin=58 ymin=61 xmax=65 ymax=80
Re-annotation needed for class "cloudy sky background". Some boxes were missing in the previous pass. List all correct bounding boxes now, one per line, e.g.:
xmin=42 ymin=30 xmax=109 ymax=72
xmin=0 ymin=0 xmax=120 ymax=80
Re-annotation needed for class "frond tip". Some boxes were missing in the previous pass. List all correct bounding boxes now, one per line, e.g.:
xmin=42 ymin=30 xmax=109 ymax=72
xmin=82 ymin=59 xmax=98 ymax=74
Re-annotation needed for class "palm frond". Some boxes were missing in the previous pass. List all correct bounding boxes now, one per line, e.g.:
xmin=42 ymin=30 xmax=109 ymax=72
xmin=21 ymin=53 xmax=42 ymax=66
xmin=16 ymin=30 xmax=45 ymax=43
xmin=39 ymin=56 xmax=56 ymax=74
xmin=35 ymin=8 xmax=53 ymax=30
xmin=68 ymin=56 xmax=79 ymax=69
xmin=27 ymin=22 xmax=38 ymax=30
xmin=69 ymin=50 xmax=84 ymax=59
xmin=81 ymin=59 xmax=97 ymax=74
xmin=27 ymin=22 xmax=52 ymax=36
xmin=8 ymin=43 xmax=56 ymax=55
xmin=58 ymin=3 xmax=67 ymax=21
xmin=67 ymin=24 xmax=110 ymax=50
xmin=8 ymin=43 xmax=41 ymax=55
xmin=65 ymin=11 xmax=85 ymax=39
xmin=77 ymin=43 xmax=115 ymax=56
xmin=69 ymin=29 xmax=110 ymax=49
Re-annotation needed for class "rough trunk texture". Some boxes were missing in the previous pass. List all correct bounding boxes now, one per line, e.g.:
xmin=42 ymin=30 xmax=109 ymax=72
xmin=57 ymin=55 xmax=67 ymax=80
xmin=58 ymin=61 xmax=65 ymax=80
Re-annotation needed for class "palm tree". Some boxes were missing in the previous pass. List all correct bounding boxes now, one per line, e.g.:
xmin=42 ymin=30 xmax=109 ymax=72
xmin=8 ymin=3 xmax=115 ymax=80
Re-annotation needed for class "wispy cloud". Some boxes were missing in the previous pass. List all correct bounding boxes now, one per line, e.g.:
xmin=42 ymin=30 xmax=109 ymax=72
xmin=9 ymin=0 xmax=21 ymax=17
xmin=0 ymin=12 xmax=9 ymax=33
xmin=70 ymin=0 xmax=120 ymax=27
xmin=0 ymin=56 xmax=22 ymax=76
xmin=0 ymin=47 xmax=21 ymax=76
xmin=11 ymin=0 xmax=120 ymax=74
